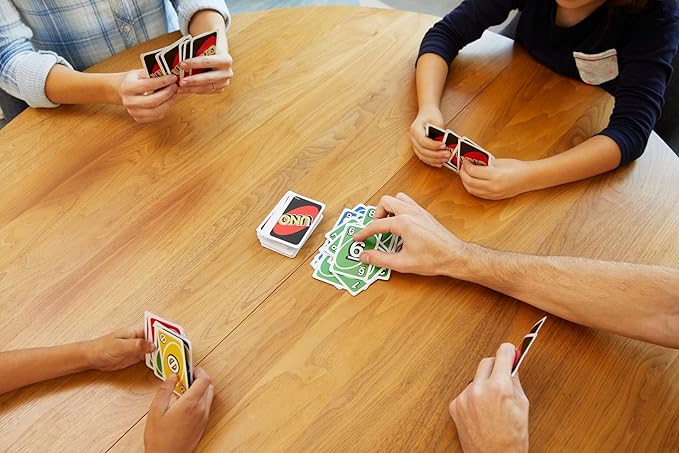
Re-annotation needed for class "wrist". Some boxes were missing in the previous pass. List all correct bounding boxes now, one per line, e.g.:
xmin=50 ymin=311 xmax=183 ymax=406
xmin=418 ymin=103 xmax=441 ymax=115
xmin=442 ymin=241 xmax=491 ymax=282
xmin=105 ymin=73 xmax=125 ymax=105
xmin=74 ymin=340 xmax=98 ymax=371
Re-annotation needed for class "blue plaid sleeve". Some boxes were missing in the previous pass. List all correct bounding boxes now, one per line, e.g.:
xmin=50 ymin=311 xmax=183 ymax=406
xmin=171 ymin=0 xmax=231 ymax=35
xmin=0 ymin=0 xmax=73 ymax=108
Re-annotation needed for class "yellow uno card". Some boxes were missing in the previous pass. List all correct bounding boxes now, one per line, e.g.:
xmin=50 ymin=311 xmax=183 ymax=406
xmin=156 ymin=326 xmax=190 ymax=396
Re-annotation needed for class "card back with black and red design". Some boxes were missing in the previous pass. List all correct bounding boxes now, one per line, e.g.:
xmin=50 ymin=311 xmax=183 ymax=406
xmin=511 ymin=316 xmax=547 ymax=376
xmin=459 ymin=139 xmax=494 ymax=166
xmin=190 ymin=30 xmax=218 ymax=76
xmin=266 ymin=195 xmax=324 ymax=247
xmin=160 ymin=43 xmax=182 ymax=78
xmin=140 ymin=51 xmax=166 ymax=78
xmin=426 ymin=123 xmax=446 ymax=143
xmin=529 ymin=316 xmax=547 ymax=335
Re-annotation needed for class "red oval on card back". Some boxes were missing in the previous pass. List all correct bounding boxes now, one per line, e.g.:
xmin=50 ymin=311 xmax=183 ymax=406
xmin=273 ymin=206 xmax=320 ymax=236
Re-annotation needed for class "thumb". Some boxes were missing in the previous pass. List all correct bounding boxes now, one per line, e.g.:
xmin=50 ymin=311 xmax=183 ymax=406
xmin=359 ymin=250 xmax=402 ymax=271
xmin=149 ymin=375 xmax=177 ymax=417
xmin=512 ymin=372 xmax=527 ymax=400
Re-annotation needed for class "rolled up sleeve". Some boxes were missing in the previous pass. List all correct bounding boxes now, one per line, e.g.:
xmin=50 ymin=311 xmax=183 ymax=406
xmin=0 ymin=0 xmax=73 ymax=108
xmin=172 ymin=0 xmax=231 ymax=35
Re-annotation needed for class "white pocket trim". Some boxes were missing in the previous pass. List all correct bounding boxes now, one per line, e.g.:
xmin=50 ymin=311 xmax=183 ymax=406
xmin=573 ymin=49 xmax=619 ymax=86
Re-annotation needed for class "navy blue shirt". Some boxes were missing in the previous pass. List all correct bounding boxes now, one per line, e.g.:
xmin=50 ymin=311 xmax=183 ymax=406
xmin=419 ymin=0 xmax=679 ymax=165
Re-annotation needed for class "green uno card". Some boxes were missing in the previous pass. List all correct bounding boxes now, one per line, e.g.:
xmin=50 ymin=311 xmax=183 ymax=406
xmin=313 ymin=255 xmax=344 ymax=290
xmin=362 ymin=206 xmax=376 ymax=226
xmin=331 ymin=224 xmax=377 ymax=280
xmin=334 ymin=272 xmax=368 ymax=296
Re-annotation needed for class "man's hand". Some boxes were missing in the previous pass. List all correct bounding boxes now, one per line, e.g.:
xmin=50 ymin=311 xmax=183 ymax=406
xmin=86 ymin=325 xmax=154 ymax=372
xmin=410 ymin=106 xmax=450 ymax=167
xmin=145 ymin=367 xmax=215 ymax=453
xmin=353 ymin=193 xmax=470 ymax=276
xmin=460 ymin=158 xmax=533 ymax=200
xmin=449 ymin=343 xmax=530 ymax=453
xmin=118 ymin=70 xmax=179 ymax=123
xmin=178 ymin=53 xmax=233 ymax=95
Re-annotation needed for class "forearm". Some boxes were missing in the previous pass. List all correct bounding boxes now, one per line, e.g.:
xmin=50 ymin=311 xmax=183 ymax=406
xmin=451 ymin=246 xmax=679 ymax=348
xmin=45 ymin=64 xmax=124 ymax=105
xmin=523 ymin=135 xmax=621 ymax=191
xmin=416 ymin=53 xmax=449 ymax=111
xmin=189 ymin=9 xmax=229 ymax=53
xmin=0 ymin=342 xmax=95 ymax=395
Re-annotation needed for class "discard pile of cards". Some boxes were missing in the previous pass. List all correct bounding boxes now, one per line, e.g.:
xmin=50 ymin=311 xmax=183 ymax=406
xmin=511 ymin=316 xmax=547 ymax=376
xmin=144 ymin=311 xmax=193 ymax=396
xmin=257 ymin=191 xmax=326 ymax=258
xmin=426 ymin=123 xmax=495 ymax=173
xmin=311 ymin=204 xmax=403 ymax=296
xmin=140 ymin=30 xmax=217 ymax=82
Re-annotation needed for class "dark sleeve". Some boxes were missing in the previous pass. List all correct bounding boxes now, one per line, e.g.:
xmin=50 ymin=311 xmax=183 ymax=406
xmin=417 ymin=0 xmax=523 ymax=65
xmin=599 ymin=1 xmax=679 ymax=165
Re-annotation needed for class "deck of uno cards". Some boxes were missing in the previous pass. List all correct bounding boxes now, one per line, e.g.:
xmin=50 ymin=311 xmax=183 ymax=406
xmin=257 ymin=191 xmax=326 ymax=258
xmin=140 ymin=30 xmax=218 ymax=83
xmin=310 ymin=204 xmax=402 ymax=296
xmin=425 ymin=123 xmax=495 ymax=173
xmin=144 ymin=311 xmax=193 ymax=396
xmin=511 ymin=316 xmax=547 ymax=376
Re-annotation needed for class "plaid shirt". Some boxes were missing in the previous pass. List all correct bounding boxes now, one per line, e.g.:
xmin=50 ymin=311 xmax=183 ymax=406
xmin=0 ymin=0 xmax=230 ymax=108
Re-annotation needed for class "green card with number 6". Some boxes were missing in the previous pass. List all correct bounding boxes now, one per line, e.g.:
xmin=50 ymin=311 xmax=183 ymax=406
xmin=331 ymin=224 xmax=377 ymax=280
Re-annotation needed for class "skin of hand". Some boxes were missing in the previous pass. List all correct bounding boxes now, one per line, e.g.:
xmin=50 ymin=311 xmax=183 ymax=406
xmin=459 ymin=158 xmax=533 ymax=200
xmin=353 ymin=192 xmax=470 ymax=276
xmin=144 ymin=367 xmax=215 ymax=453
xmin=86 ymin=324 xmax=155 ymax=372
xmin=118 ymin=70 xmax=179 ymax=123
xmin=409 ymin=105 xmax=450 ymax=167
xmin=449 ymin=343 xmax=530 ymax=453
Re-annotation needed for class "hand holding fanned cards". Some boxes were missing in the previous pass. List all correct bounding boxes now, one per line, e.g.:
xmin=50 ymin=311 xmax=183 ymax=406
xmin=425 ymin=123 xmax=495 ymax=173
xmin=311 ymin=204 xmax=402 ymax=296
xmin=140 ymin=30 xmax=218 ymax=83
xmin=511 ymin=316 xmax=547 ymax=376
xmin=144 ymin=311 xmax=193 ymax=397
xmin=257 ymin=191 xmax=326 ymax=258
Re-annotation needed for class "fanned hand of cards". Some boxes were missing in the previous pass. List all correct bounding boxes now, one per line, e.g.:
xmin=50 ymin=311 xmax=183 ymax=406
xmin=257 ymin=191 xmax=326 ymax=258
xmin=144 ymin=311 xmax=193 ymax=397
xmin=310 ymin=204 xmax=403 ymax=296
xmin=139 ymin=30 xmax=218 ymax=83
xmin=425 ymin=123 xmax=495 ymax=172
xmin=511 ymin=316 xmax=547 ymax=377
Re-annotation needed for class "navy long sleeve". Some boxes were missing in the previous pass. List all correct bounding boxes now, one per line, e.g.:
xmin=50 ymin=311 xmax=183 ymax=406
xmin=419 ymin=0 xmax=679 ymax=165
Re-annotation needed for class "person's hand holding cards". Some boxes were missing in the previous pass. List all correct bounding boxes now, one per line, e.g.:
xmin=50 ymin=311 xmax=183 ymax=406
xmin=86 ymin=324 xmax=155 ymax=371
xmin=353 ymin=193 xmax=468 ymax=276
xmin=409 ymin=108 xmax=449 ymax=167
xmin=459 ymin=157 xmax=532 ymax=200
xmin=178 ymin=30 xmax=233 ymax=95
xmin=145 ymin=366 xmax=214 ymax=453
xmin=118 ymin=70 xmax=179 ymax=123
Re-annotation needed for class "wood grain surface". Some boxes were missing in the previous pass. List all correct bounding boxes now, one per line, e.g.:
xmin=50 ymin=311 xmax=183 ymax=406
xmin=1 ymin=7 xmax=677 ymax=452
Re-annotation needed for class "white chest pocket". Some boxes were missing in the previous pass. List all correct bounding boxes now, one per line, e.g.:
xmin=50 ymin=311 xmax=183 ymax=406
xmin=573 ymin=49 xmax=619 ymax=85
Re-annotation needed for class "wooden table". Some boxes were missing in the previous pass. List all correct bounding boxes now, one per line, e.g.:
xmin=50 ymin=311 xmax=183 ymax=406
xmin=1 ymin=6 xmax=678 ymax=452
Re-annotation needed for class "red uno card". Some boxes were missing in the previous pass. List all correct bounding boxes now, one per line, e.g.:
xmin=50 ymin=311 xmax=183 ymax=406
xmin=425 ymin=123 xmax=447 ymax=143
xmin=459 ymin=138 xmax=495 ymax=166
xmin=189 ymin=30 xmax=218 ymax=76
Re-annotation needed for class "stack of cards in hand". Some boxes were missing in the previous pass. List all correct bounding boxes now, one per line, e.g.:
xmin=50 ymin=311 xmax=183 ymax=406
xmin=511 ymin=316 xmax=547 ymax=376
xmin=257 ymin=191 xmax=326 ymax=258
xmin=425 ymin=123 xmax=495 ymax=173
xmin=144 ymin=311 xmax=193 ymax=397
xmin=140 ymin=30 xmax=217 ymax=82
xmin=311 ymin=204 xmax=403 ymax=296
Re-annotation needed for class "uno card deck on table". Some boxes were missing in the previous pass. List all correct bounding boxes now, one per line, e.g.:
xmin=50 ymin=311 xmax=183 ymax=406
xmin=425 ymin=123 xmax=495 ymax=173
xmin=311 ymin=203 xmax=401 ymax=296
xmin=257 ymin=191 xmax=326 ymax=258
xmin=140 ymin=30 xmax=218 ymax=84
xmin=144 ymin=311 xmax=194 ymax=396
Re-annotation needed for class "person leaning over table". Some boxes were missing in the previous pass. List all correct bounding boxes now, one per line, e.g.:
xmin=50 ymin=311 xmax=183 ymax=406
xmin=0 ymin=0 xmax=233 ymax=124
xmin=411 ymin=0 xmax=679 ymax=200
xmin=352 ymin=192 xmax=679 ymax=452
xmin=0 ymin=325 xmax=214 ymax=453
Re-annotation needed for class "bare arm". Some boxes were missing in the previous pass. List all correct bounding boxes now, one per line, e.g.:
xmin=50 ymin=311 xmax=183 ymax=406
xmin=45 ymin=66 xmax=125 ymax=105
xmin=355 ymin=193 xmax=679 ymax=349
xmin=415 ymin=53 xmax=449 ymax=111
xmin=456 ymin=246 xmax=679 ymax=348
xmin=0 ymin=326 xmax=154 ymax=395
